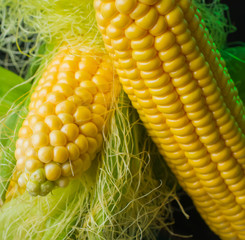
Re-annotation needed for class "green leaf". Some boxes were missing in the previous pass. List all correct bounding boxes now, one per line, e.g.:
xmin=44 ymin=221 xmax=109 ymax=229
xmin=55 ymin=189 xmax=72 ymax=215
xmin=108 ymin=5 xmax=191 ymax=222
xmin=0 ymin=66 xmax=31 ymax=116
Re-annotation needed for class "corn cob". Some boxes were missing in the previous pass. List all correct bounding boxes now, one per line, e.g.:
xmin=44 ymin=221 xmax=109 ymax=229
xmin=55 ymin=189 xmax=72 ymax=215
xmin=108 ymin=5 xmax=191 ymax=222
xmin=94 ymin=0 xmax=245 ymax=239
xmin=14 ymin=46 xmax=118 ymax=196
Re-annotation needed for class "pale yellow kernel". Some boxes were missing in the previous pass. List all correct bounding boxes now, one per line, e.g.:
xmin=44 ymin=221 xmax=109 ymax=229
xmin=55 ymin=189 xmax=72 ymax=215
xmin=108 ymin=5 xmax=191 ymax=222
xmin=31 ymin=133 xmax=49 ymax=148
xmin=101 ymin=2 xmax=117 ymax=19
xmin=23 ymin=138 xmax=32 ymax=149
xmin=75 ymin=134 xmax=89 ymax=154
xmin=57 ymin=71 xmax=74 ymax=81
xmin=87 ymin=137 xmax=98 ymax=154
xmin=135 ymin=7 xmax=158 ymax=30
xmin=92 ymin=75 xmax=111 ymax=93
xmin=58 ymin=113 xmax=74 ymax=124
xmin=18 ymin=173 xmax=29 ymax=188
xmin=80 ymin=122 xmax=98 ymax=138
xmin=75 ymin=70 xmax=92 ymax=81
xmin=25 ymin=158 xmax=44 ymax=172
xmin=67 ymin=142 xmax=80 ymax=161
xmin=56 ymin=177 xmax=69 ymax=188
xmin=59 ymin=60 xmax=78 ymax=72
xmin=61 ymin=162 xmax=72 ymax=177
xmin=46 ymin=92 xmax=66 ymax=105
xmin=75 ymin=87 xmax=93 ymax=104
xmin=155 ymin=31 xmax=175 ymax=51
xmin=125 ymin=22 xmax=147 ymax=40
xmin=38 ymin=146 xmax=53 ymax=163
xmin=16 ymin=157 xmax=26 ymax=171
xmin=33 ymin=121 xmax=50 ymax=134
xmin=58 ymin=77 xmax=78 ymax=88
xmin=80 ymin=81 xmax=98 ymax=95
xmin=79 ymin=58 xmax=98 ymax=75
xmin=61 ymin=123 xmax=79 ymax=141
xmin=26 ymin=147 xmax=38 ymax=158
xmin=74 ymin=106 xmax=92 ymax=124
xmin=49 ymin=130 xmax=67 ymax=146
xmin=45 ymin=162 xmax=61 ymax=181
xmin=115 ymin=0 xmax=137 ymax=14
xmin=92 ymin=105 xmax=107 ymax=118
xmin=53 ymin=146 xmax=69 ymax=163
xmin=80 ymin=153 xmax=92 ymax=172
xmin=91 ymin=114 xmax=105 ymax=131
xmin=16 ymin=138 xmax=24 ymax=148
xmin=18 ymin=126 xmax=32 ymax=138
xmin=28 ymin=115 xmax=43 ymax=126
xmin=106 ymin=24 xmax=124 ymax=39
xmin=52 ymin=83 xmax=73 ymax=97
xmin=45 ymin=115 xmax=63 ymax=130
xmin=55 ymin=100 xmax=76 ymax=115
xmin=15 ymin=148 xmax=23 ymax=159
xmin=38 ymin=86 xmax=52 ymax=98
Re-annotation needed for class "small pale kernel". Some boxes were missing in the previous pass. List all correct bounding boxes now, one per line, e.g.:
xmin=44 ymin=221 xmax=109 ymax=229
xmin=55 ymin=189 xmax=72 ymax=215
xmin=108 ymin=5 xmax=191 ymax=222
xmin=75 ymin=87 xmax=93 ymax=104
xmin=80 ymin=153 xmax=92 ymax=172
xmin=87 ymin=137 xmax=98 ymax=154
xmin=45 ymin=115 xmax=63 ymax=130
xmin=115 ymin=0 xmax=137 ymax=14
xmin=91 ymin=104 xmax=107 ymax=116
xmin=31 ymin=132 xmax=49 ymax=148
xmin=58 ymin=78 xmax=78 ymax=88
xmin=16 ymin=138 xmax=24 ymax=148
xmin=23 ymin=138 xmax=32 ymax=149
xmin=18 ymin=173 xmax=29 ymax=188
xmin=16 ymin=158 xmax=26 ymax=171
xmin=53 ymin=146 xmax=69 ymax=163
xmin=74 ymin=106 xmax=92 ymax=124
xmin=45 ymin=162 xmax=62 ymax=181
xmin=26 ymin=147 xmax=38 ymax=158
xmin=55 ymin=100 xmax=76 ymax=115
xmin=57 ymin=71 xmax=74 ymax=81
xmin=80 ymin=81 xmax=98 ymax=95
xmin=92 ymin=114 xmax=105 ymax=131
xmin=52 ymin=83 xmax=73 ymax=97
xmin=38 ymin=146 xmax=53 ymax=163
xmin=15 ymin=148 xmax=23 ymax=159
xmin=75 ymin=70 xmax=92 ymax=81
xmin=38 ymin=102 xmax=55 ymax=117
xmin=75 ymin=134 xmax=89 ymax=154
xmin=67 ymin=142 xmax=80 ymax=161
xmin=80 ymin=122 xmax=98 ymax=138
xmin=28 ymin=115 xmax=43 ymax=126
xmin=59 ymin=60 xmax=78 ymax=72
xmin=58 ymin=113 xmax=74 ymax=124
xmin=61 ymin=123 xmax=79 ymax=141
xmin=55 ymin=177 xmax=69 ymax=188
xmin=50 ymin=130 xmax=67 ymax=146
xmin=38 ymin=87 xmax=52 ymax=98
xmin=25 ymin=158 xmax=44 ymax=172
xmin=33 ymin=121 xmax=50 ymax=134
xmin=18 ymin=126 xmax=32 ymax=138
xmin=61 ymin=162 xmax=73 ymax=177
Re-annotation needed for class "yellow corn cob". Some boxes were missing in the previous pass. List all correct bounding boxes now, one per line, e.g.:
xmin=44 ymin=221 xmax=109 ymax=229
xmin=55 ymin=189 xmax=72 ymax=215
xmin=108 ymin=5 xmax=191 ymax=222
xmin=94 ymin=0 xmax=245 ymax=239
xmin=14 ymin=46 xmax=118 ymax=196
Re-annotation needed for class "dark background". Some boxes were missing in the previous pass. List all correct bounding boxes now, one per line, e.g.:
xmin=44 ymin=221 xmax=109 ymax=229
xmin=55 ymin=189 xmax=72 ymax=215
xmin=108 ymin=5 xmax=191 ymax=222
xmin=159 ymin=1 xmax=245 ymax=240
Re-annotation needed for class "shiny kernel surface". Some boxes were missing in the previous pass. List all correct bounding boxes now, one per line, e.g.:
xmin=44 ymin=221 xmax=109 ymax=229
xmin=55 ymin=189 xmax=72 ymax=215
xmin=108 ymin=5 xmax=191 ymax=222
xmin=53 ymin=146 xmax=69 ymax=163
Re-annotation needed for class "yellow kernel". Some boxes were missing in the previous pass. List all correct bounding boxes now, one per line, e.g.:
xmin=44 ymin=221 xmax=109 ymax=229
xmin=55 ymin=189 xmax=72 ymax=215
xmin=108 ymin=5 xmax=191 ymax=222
xmin=155 ymin=31 xmax=175 ymax=51
xmin=139 ymin=0 xmax=158 ymax=4
xmin=80 ymin=81 xmax=98 ymax=95
xmin=33 ymin=121 xmax=50 ymax=134
xmin=61 ymin=162 xmax=73 ymax=177
xmin=163 ymin=55 xmax=186 ymax=73
xmin=67 ymin=95 xmax=83 ymax=106
xmin=155 ymin=0 xmax=175 ymax=15
xmin=59 ymin=60 xmax=78 ymax=72
xmin=26 ymin=147 xmax=38 ymax=158
xmin=101 ymin=2 xmax=117 ymax=19
xmin=58 ymin=113 xmax=74 ymax=124
xmin=130 ymin=3 xmax=150 ymax=19
xmin=45 ymin=162 xmax=61 ymax=181
xmin=67 ymin=142 xmax=80 ymax=161
xmin=80 ymin=153 xmax=92 ymax=172
xmin=45 ymin=115 xmax=63 ymax=130
xmin=55 ymin=100 xmax=76 ymax=115
xmin=38 ymin=146 xmax=53 ymax=163
xmin=79 ymin=58 xmax=98 ymax=75
xmin=150 ymin=15 xmax=168 ymax=36
xmin=111 ymin=37 xmax=131 ymax=51
xmin=28 ymin=115 xmax=43 ymax=126
xmin=106 ymin=24 xmax=124 ymax=39
xmin=38 ymin=102 xmax=55 ymax=117
xmin=131 ymin=35 xmax=154 ymax=50
xmin=53 ymin=146 xmax=69 ymax=163
xmin=75 ymin=87 xmax=93 ymax=104
xmin=61 ymin=123 xmax=79 ymax=141
xmin=58 ymin=77 xmax=78 ymax=88
xmin=46 ymin=92 xmax=66 ymax=105
xmin=25 ymin=158 xmax=43 ymax=172
xmin=16 ymin=158 xmax=26 ymax=171
xmin=71 ymin=158 xmax=83 ymax=175
xmin=23 ymin=138 xmax=32 ymax=149
xmin=16 ymin=138 xmax=24 ymax=148
xmin=92 ymin=75 xmax=111 ymax=93
xmin=52 ymin=83 xmax=73 ymax=97
xmin=159 ymin=44 xmax=181 ymax=62
xmin=15 ymin=148 xmax=23 ymax=159
xmin=93 ymin=92 xmax=107 ymax=106
xmin=135 ymin=7 xmax=158 ymax=30
xmin=125 ymin=22 xmax=147 ymax=40
xmin=38 ymin=86 xmax=52 ymax=98
xmin=31 ymin=132 xmax=49 ymax=148
xmin=75 ymin=134 xmax=88 ymax=154
xmin=18 ymin=126 xmax=32 ymax=138
xmin=91 ymin=104 xmax=107 ymax=116
xmin=165 ymin=6 xmax=184 ymax=27
xmin=132 ymin=47 xmax=157 ymax=61
xmin=75 ymin=70 xmax=92 ymax=81
xmin=74 ymin=106 xmax=92 ymax=124
xmin=111 ymin=13 xmax=132 ymax=29
xmin=18 ymin=173 xmax=29 ymax=188
xmin=91 ymin=114 xmax=105 ymax=131
xmin=137 ymin=57 xmax=161 ymax=71
xmin=80 ymin=122 xmax=98 ymax=138
xmin=115 ymin=0 xmax=137 ymax=14
xmin=87 ymin=137 xmax=98 ymax=154
xmin=57 ymin=71 xmax=74 ymax=81
xmin=49 ymin=130 xmax=67 ymax=146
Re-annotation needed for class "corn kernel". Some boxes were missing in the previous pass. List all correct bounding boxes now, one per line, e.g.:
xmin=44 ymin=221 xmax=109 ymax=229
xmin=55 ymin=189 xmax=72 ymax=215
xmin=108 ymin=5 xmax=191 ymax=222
xmin=67 ymin=142 xmax=80 ymax=161
xmin=45 ymin=162 xmax=62 ymax=181
xmin=33 ymin=122 xmax=50 ymax=134
xmin=80 ymin=122 xmax=98 ymax=138
xmin=31 ymin=133 xmax=49 ymax=148
xmin=53 ymin=146 xmax=69 ymax=163
xmin=45 ymin=115 xmax=63 ymax=130
xmin=74 ymin=106 xmax=92 ymax=124
xmin=25 ymin=158 xmax=43 ymax=172
xmin=49 ymin=130 xmax=67 ymax=146
xmin=58 ymin=113 xmax=74 ymax=124
xmin=55 ymin=100 xmax=76 ymax=115
xmin=38 ymin=146 xmax=53 ymax=163
xmin=61 ymin=162 xmax=73 ymax=177
xmin=75 ymin=134 xmax=88 ymax=154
